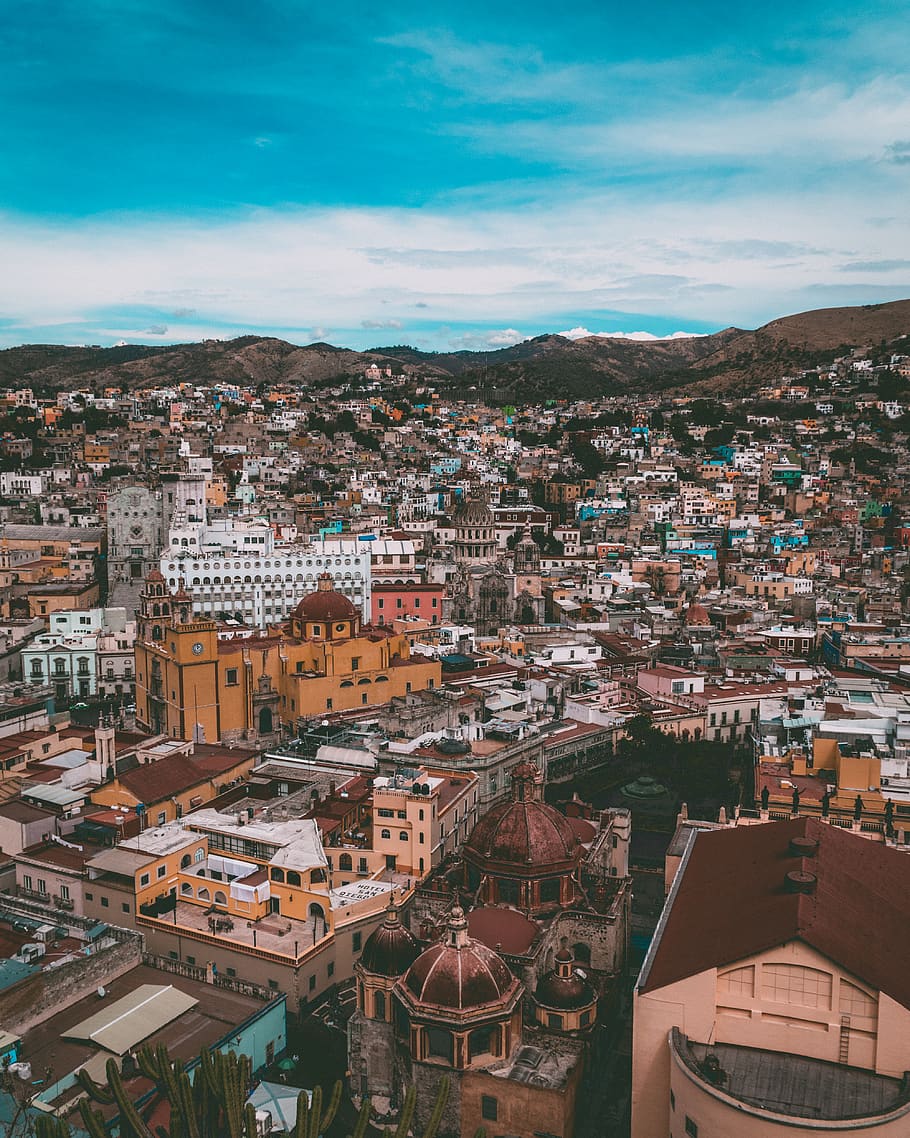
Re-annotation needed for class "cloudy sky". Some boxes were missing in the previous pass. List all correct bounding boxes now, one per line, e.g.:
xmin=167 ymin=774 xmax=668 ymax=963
xmin=2 ymin=0 xmax=909 ymax=351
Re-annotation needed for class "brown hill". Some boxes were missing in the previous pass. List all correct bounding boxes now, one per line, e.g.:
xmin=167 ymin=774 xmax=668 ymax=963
xmin=0 ymin=298 xmax=907 ymax=401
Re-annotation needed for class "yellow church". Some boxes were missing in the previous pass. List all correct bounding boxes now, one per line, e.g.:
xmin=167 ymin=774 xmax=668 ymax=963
xmin=134 ymin=570 xmax=441 ymax=743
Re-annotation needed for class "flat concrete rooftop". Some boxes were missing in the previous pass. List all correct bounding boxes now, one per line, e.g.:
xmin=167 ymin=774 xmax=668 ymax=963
xmin=679 ymin=1034 xmax=909 ymax=1121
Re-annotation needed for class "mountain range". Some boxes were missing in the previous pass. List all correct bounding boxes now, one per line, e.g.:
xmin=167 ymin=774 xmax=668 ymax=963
xmin=1 ymin=299 xmax=908 ymax=404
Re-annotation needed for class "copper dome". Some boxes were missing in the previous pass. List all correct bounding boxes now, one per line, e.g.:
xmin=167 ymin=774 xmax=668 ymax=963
xmin=463 ymin=764 xmax=580 ymax=877
xmin=403 ymin=907 xmax=517 ymax=1013
xmin=535 ymin=948 xmax=596 ymax=1011
xmin=360 ymin=904 xmax=421 ymax=977
xmin=683 ymin=602 xmax=711 ymax=626
xmin=291 ymin=572 xmax=358 ymax=623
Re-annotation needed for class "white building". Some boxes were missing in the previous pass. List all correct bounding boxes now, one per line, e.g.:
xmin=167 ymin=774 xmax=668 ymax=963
xmin=161 ymin=537 xmax=372 ymax=628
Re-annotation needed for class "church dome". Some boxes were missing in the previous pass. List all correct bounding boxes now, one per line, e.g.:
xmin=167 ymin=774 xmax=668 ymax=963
xmin=291 ymin=572 xmax=358 ymax=623
xmin=453 ymin=497 xmax=494 ymax=528
xmin=535 ymin=948 xmax=596 ymax=1011
xmin=683 ymin=602 xmax=711 ymax=627
xmin=464 ymin=763 xmax=580 ymax=877
xmin=403 ymin=907 xmax=517 ymax=1013
xmin=360 ymin=904 xmax=421 ymax=977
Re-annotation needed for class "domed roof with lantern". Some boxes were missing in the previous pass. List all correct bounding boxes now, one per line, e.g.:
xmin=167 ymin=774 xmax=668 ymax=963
xmin=463 ymin=762 xmax=581 ymax=878
xmin=289 ymin=572 xmax=360 ymax=637
xmin=359 ymin=903 xmax=421 ymax=977
xmin=402 ymin=907 xmax=518 ymax=1014
xmin=534 ymin=947 xmax=596 ymax=1012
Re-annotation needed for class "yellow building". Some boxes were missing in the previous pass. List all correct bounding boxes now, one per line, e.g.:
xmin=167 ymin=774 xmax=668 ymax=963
xmin=632 ymin=818 xmax=910 ymax=1138
xmin=134 ymin=570 xmax=442 ymax=743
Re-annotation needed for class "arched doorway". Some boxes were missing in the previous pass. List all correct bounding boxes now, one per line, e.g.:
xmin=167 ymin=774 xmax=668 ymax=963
xmin=259 ymin=706 xmax=273 ymax=734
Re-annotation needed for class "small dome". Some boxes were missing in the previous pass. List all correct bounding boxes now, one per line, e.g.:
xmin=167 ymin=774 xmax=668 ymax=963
xmin=360 ymin=904 xmax=420 ymax=977
xmin=535 ymin=967 xmax=595 ymax=1011
xmin=403 ymin=907 xmax=517 ymax=1013
xmin=292 ymin=572 xmax=358 ymax=624
xmin=684 ymin=602 xmax=711 ymax=627
xmin=535 ymin=946 xmax=596 ymax=1012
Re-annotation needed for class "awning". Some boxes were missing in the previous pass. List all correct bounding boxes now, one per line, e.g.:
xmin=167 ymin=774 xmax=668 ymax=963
xmin=64 ymin=984 xmax=198 ymax=1054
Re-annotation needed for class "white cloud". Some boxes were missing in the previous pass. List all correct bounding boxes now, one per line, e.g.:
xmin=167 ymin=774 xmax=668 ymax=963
xmin=361 ymin=319 xmax=403 ymax=330
xmin=558 ymin=327 xmax=704 ymax=341
xmin=0 ymin=179 xmax=907 ymax=350
xmin=448 ymin=328 xmax=528 ymax=350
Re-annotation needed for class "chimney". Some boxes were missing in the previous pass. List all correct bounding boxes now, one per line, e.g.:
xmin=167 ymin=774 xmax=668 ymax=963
xmin=785 ymin=870 xmax=817 ymax=894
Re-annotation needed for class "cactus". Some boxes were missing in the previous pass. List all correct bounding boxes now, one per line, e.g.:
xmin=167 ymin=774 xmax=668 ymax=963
xmin=295 ymin=1079 xmax=344 ymax=1138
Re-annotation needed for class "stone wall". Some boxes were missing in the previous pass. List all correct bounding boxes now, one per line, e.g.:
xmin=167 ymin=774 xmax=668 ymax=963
xmin=0 ymin=933 xmax=143 ymax=1033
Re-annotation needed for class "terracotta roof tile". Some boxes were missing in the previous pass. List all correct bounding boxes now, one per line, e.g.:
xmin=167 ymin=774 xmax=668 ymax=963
xmin=640 ymin=817 xmax=910 ymax=1010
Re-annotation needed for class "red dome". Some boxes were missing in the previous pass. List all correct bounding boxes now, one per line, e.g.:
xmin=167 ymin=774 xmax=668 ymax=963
xmin=464 ymin=766 xmax=580 ymax=877
xmin=360 ymin=905 xmax=420 ymax=977
xmin=684 ymin=602 xmax=711 ymax=626
xmin=146 ymin=568 xmax=165 ymax=583
xmin=403 ymin=908 xmax=517 ymax=1013
xmin=292 ymin=572 xmax=358 ymax=623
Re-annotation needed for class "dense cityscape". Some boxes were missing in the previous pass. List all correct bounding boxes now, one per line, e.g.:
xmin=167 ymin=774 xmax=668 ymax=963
xmin=0 ymin=318 xmax=907 ymax=1137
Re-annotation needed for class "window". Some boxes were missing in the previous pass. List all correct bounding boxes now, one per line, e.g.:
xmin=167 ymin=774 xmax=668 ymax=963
xmin=351 ymin=657 xmax=360 ymax=671
xmin=101 ymin=896 xmax=109 ymax=907
xmin=399 ymin=831 xmax=408 ymax=841
xmin=426 ymin=1028 xmax=453 ymax=1061
xmin=547 ymin=1012 xmax=563 ymax=1029
xmin=309 ymin=975 xmax=317 ymax=991
xmin=378 ymin=808 xmax=394 ymax=818
xmin=60 ymin=884 xmax=71 ymax=901
xmin=122 ymin=902 xmax=130 ymax=913
xmin=328 ymin=962 xmax=335 ymax=977
xmin=140 ymin=873 xmax=150 ymax=887
xmin=353 ymin=931 xmax=362 ymax=952
xmin=380 ymin=829 xmax=390 ymax=839
xmin=85 ymin=891 xmax=93 ymax=901
xmin=481 ymin=1096 xmax=498 ymax=1122
xmin=157 ymin=864 xmax=167 ymax=879
xmin=157 ymin=811 xmax=166 ymax=825
xmin=23 ymin=874 xmax=33 ymax=892
xmin=685 ymin=1118 xmax=698 ymax=1137
xmin=326 ymin=698 xmax=333 ymax=711
xmin=225 ymin=668 xmax=239 ymax=686
xmin=226 ymin=967 xmax=236 ymax=978
xmin=269 ymin=979 xmax=280 ymax=990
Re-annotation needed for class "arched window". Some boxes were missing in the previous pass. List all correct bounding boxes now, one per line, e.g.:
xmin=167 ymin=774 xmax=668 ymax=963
xmin=309 ymin=902 xmax=326 ymax=922
xmin=374 ymin=990 xmax=386 ymax=1019
xmin=180 ymin=854 xmax=191 ymax=869
xmin=213 ymin=890 xmax=227 ymax=906
xmin=180 ymin=882 xmax=192 ymax=895
xmin=286 ymin=870 xmax=301 ymax=886
xmin=198 ymin=887 xmax=210 ymax=901
xmin=271 ymin=867 xmax=285 ymax=882
xmin=399 ymin=831 xmax=408 ymax=841
xmin=339 ymin=853 xmax=353 ymax=872
xmin=194 ymin=848 xmax=205 ymax=863
xmin=380 ymin=829 xmax=391 ymax=840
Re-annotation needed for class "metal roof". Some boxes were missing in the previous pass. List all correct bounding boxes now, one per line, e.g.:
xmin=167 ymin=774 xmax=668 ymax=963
xmin=64 ymin=984 xmax=198 ymax=1054
xmin=86 ymin=848 xmax=155 ymax=876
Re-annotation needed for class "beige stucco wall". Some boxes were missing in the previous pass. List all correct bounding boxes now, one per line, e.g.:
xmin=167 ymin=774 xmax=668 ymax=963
xmin=632 ymin=939 xmax=910 ymax=1138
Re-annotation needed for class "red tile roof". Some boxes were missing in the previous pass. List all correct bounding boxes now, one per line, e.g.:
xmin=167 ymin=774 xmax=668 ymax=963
xmin=639 ymin=817 xmax=910 ymax=1011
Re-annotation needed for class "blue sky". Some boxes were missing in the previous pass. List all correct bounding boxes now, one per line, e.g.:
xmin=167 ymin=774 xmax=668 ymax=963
xmin=2 ymin=0 xmax=909 ymax=351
